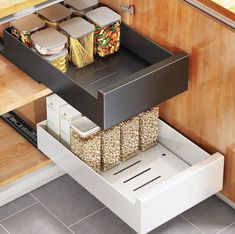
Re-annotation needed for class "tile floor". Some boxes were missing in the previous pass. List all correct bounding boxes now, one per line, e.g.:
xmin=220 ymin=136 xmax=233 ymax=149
xmin=0 ymin=175 xmax=234 ymax=234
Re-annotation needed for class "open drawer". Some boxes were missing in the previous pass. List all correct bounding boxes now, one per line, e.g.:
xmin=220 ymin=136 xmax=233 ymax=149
xmin=37 ymin=119 xmax=224 ymax=234
xmin=3 ymin=23 xmax=189 ymax=129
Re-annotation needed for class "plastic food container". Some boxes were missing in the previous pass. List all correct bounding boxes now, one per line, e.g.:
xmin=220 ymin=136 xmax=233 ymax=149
xmin=120 ymin=116 xmax=139 ymax=161
xmin=38 ymin=3 xmax=71 ymax=28
xmin=139 ymin=106 xmax=159 ymax=151
xmin=59 ymin=17 xmax=95 ymax=68
xmin=86 ymin=7 xmax=121 ymax=57
xmin=64 ymin=0 xmax=98 ymax=16
xmin=31 ymin=28 xmax=68 ymax=73
xmin=10 ymin=14 xmax=45 ymax=47
xmin=71 ymin=117 xmax=101 ymax=173
xmin=101 ymin=125 xmax=120 ymax=171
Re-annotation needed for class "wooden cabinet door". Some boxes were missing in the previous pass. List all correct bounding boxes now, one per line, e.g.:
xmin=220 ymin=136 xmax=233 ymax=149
xmin=101 ymin=0 xmax=235 ymax=202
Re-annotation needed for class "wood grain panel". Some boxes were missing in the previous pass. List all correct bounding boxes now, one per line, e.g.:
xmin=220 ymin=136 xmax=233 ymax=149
xmin=0 ymin=0 xmax=47 ymax=18
xmin=102 ymin=0 xmax=235 ymax=201
xmin=0 ymin=119 xmax=50 ymax=186
xmin=0 ymin=55 xmax=52 ymax=115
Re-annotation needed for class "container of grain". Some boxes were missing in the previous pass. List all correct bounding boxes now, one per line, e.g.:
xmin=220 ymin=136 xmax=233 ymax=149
xmin=85 ymin=7 xmax=121 ymax=57
xmin=120 ymin=116 xmax=139 ymax=161
xmin=11 ymin=14 xmax=45 ymax=47
xmin=59 ymin=17 xmax=95 ymax=68
xmin=71 ymin=117 xmax=101 ymax=173
xmin=38 ymin=3 xmax=71 ymax=28
xmin=31 ymin=28 xmax=68 ymax=73
xmin=139 ymin=106 xmax=159 ymax=151
xmin=101 ymin=125 xmax=120 ymax=171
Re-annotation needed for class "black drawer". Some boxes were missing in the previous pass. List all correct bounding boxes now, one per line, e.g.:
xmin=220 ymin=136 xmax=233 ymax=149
xmin=3 ymin=24 xmax=189 ymax=129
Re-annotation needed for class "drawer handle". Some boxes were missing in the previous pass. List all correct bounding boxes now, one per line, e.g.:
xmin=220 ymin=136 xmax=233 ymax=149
xmin=133 ymin=176 xmax=162 ymax=192
xmin=123 ymin=168 xmax=151 ymax=183
xmin=120 ymin=3 xmax=135 ymax=15
xmin=113 ymin=160 xmax=141 ymax=175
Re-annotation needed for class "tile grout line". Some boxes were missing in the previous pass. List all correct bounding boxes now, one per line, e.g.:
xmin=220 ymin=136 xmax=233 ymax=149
xmin=180 ymin=214 xmax=204 ymax=233
xmin=69 ymin=206 xmax=106 ymax=228
xmin=29 ymin=193 xmax=75 ymax=234
xmin=0 ymin=223 xmax=10 ymax=234
xmin=0 ymin=201 xmax=38 ymax=223
xmin=216 ymin=221 xmax=235 ymax=234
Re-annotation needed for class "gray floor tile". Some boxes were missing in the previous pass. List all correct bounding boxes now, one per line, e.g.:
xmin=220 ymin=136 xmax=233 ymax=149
xmin=149 ymin=216 xmax=201 ymax=234
xmin=0 ymin=225 xmax=8 ymax=234
xmin=219 ymin=223 xmax=235 ymax=234
xmin=31 ymin=175 xmax=104 ymax=226
xmin=0 ymin=194 xmax=36 ymax=221
xmin=1 ymin=203 xmax=72 ymax=234
xmin=71 ymin=207 xmax=135 ymax=234
xmin=182 ymin=196 xmax=235 ymax=234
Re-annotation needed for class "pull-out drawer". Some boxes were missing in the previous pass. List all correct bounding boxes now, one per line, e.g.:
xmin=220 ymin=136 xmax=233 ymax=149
xmin=37 ymin=119 xmax=224 ymax=234
xmin=3 ymin=23 xmax=189 ymax=129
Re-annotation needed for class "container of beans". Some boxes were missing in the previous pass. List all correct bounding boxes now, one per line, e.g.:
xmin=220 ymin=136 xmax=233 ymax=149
xmin=120 ymin=116 xmax=139 ymax=161
xmin=59 ymin=17 xmax=95 ymax=68
xmin=86 ymin=7 xmax=121 ymax=57
xmin=139 ymin=106 xmax=159 ymax=151
xmin=101 ymin=125 xmax=120 ymax=171
xmin=64 ymin=0 xmax=98 ymax=16
xmin=11 ymin=14 xmax=45 ymax=47
xmin=71 ymin=117 xmax=101 ymax=173
xmin=38 ymin=4 xmax=71 ymax=28
xmin=31 ymin=28 xmax=68 ymax=73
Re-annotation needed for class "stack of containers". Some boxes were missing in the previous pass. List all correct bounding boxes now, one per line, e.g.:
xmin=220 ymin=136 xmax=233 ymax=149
xmin=86 ymin=7 xmax=121 ymax=57
xmin=101 ymin=126 xmax=120 ymax=171
xmin=11 ymin=14 xmax=45 ymax=47
xmin=71 ymin=117 xmax=101 ymax=173
xmin=64 ymin=0 xmax=98 ymax=16
xmin=38 ymin=4 xmax=71 ymax=28
xmin=119 ymin=117 xmax=139 ymax=161
xmin=138 ymin=106 xmax=159 ymax=151
xmin=31 ymin=28 xmax=68 ymax=73
xmin=59 ymin=17 xmax=95 ymax=68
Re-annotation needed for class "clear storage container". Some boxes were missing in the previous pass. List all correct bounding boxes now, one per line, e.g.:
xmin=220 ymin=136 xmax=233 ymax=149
xmin=59 ymin=17 xmax=95 ymax=68
xmin=64 ymin=0 xmax=98 ymax=16
xmin=38 ymin=3 xmax=71 ymax=28
xmin=101 ymin=125 xmax=120 ymax=171
xmin=31 ymin=28 xmax=68 ymax=73
xmin=120 ymin=116 xmax=139 ymax=161
xmin=139 ymin=106 xmax=159 ymax=151
xmin=71 ymin=117 xmax=101 ymax=173
xmin=86 ymin=7 xmax=121 ymax=57
xmin=11 ymin=14 xmax=45 ymax=47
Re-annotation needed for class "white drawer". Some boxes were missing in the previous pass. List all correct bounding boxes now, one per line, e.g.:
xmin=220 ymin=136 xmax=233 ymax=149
xmin=37 ymin=120 xmax=224 ymax=234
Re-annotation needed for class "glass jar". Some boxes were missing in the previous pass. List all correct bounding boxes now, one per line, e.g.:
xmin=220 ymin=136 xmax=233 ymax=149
xmin=38 ymin=3 xmax=71 ymax=28
xmin=59 ymin=17 xmax=95 ymax=68
xmin=31 ymin=28 xmax=68 ymax=73
xmin=71 ymin=117 xmax=101 ymax=173
xmin=120 ymin=116 xmax=139 ymax=161
xmin=101 ymin=125 xmax=120 ymax=171
xmin=139 ymin=106 xmax=159 ymax=151
xmin=10 ymin=14 xmax=45 ymax=47
xmin=64 ymin=0 xmax=98 ymax=16
xmin=86 ymin=7 xmax=121 ymax=57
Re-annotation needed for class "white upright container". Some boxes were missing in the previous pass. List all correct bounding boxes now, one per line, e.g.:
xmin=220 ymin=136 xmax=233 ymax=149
xmin=60 ymin=104 xmax=82 ymax=148
xmin=46 ymin=94 xmax=67 ymax=140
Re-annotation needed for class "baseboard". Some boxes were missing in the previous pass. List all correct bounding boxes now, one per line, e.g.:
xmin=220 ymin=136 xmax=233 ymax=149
xmin=216 ymin=192 xmax=235 ymax=209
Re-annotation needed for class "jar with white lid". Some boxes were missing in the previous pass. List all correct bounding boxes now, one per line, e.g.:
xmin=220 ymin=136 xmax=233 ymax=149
xmin=85 ymin=7 xmax=121 ymax=57
xmin=64 ymin=0 xmax=98 ymax=16
xmin=101 ymin=125 xmax=120 ymax=171
xmin=138 ymin=106 xmax=159 ymax=151
xmin=31 ymin=28 xmax=68 ymax=73
xmin=71 ymin=117 xmax=101 ymax=173
xmin=11 ymin=14 xmax=45 ymax=47
xmin=59 ymin=17 xmax=95 ymax=68
xmin=120 ymin=116 xmax=139 ymax=161
xmin=37 ymin=3 xmax=71 ymax=28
